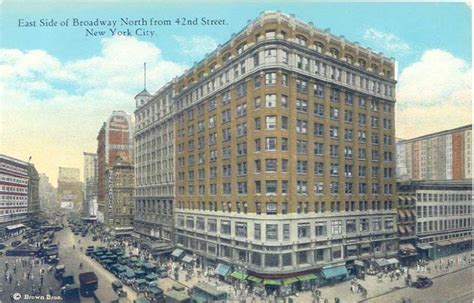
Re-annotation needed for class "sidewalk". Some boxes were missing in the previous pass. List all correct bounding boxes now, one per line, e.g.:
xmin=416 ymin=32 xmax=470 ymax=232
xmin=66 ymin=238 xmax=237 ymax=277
xmin=289 ymin=252 xmax=472 ymax=303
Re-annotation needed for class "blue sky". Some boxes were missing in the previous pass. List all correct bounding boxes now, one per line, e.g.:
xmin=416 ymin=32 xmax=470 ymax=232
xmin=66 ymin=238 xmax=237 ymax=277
xmin=1 ymin=2 xmax=471 ymax=69
xmin=0 ymin=1 xmax=472 ymax=183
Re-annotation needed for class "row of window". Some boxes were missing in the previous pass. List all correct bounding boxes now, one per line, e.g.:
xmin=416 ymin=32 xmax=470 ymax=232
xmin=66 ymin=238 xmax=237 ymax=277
xmin=178 ymin=161 xmax=393 ymax=179
xmin=416 ymin=192 xmax=472 ymax=203
xmin=177 ymin=216 xmax=394 ymax=241
xmin=416 ymin=205 xmax=471 ymax=218
xmin=416 ymin=218 xmax=472 ymax=233
xmin=176 ymin=200 xmax=394 ymax=214
xmin=177 ymin=234 xmax=394 ymax=267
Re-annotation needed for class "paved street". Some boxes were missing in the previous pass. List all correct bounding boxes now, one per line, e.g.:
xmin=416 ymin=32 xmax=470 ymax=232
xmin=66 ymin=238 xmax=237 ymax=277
xmin=0 ymin=226 xmax=139 ymax=303
xmin=58 ymin=226 xmax=139 ymax=303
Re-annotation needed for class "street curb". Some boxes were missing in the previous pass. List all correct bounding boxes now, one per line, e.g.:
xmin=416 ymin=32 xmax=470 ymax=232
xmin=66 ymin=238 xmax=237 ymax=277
xmin=357 ymin=265 xmax=473 ymax=303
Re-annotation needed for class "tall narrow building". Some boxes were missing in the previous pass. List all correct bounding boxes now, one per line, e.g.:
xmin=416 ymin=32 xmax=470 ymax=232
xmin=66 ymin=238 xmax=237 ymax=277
xmin=96 ymin=111 xmax=134 ymax=222
xmin=134 ymin=85 xmax=176 ymax=256
xmin=83 ymin=152 xmax=98 ymax=216
xmin=57 ymin=167 xmax=82 ymax=210
xmin=136 ymin=11 xmax=398 ymax=279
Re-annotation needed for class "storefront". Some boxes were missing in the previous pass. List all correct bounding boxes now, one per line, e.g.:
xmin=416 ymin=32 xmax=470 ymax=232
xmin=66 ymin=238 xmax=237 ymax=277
xmin=434 ymin=237 xmax=472 ymax=259
xmin=214 ymin=263 xmax=232 ymax=280
xmin=416 ymin=243 xmax=433 ymax=260
xmin=171 ymin=248 xmax=184 ymax=260
xmin=320 ymin=265 xmax=348 ymax=285
xmin=398 ymin=243 xmax=419 ymax=266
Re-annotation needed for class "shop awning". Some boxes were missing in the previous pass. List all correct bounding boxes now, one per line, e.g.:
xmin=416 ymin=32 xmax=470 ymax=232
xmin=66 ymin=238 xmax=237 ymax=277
xmin=398 ymin=225 xmax=406 ymax=234
xmin=215 ymin=263 xmax=231 ymax=277
xmin=322 ymin=265 xmax=348 ymax=279
xmin=6 ymin=224 xmax=26 ymax=230
xmin=296 ymin=273 xmax=317 ymax=282
xmin=182 ymin=255 xmax=194 ymax=263
xmin=404 ymin=209 xmax=412 ymax=218
xmin=398 ymin=209 xmax=406 ymax=219
xmin=398 ymin=196 xmax=407 ymax=202
xmin=409 ymin=196 xmax=417 ymax=202
xmin=171 ymin=248 xmax=184 ymax=258
xmin=230 ymin=271 xmax=248 ymax=281
xmin=399 ymin=243 xmax=416 ymax=253
xmin=449 ymin=238 xmax=465 ymax=244
xmin=405 ymin=225 xmax=413 ymax=233
xmin=462 ymin=236 xmax=473 ymax=242
xmin=417 ymin=244 xmax=433 ymax=250
xmin=354 ymin=260 xmax=365 ymax=267
xmin=436 ymin=240 xmax=452 ymax=247
xmin=386 ymin=258 xmax=399 ymax=265
xmin=347 ymin=245 xmax=358 ymax=251
xmin=282 ymin=277 xmax=300 ymax=285
xmin=263 ymin=279 xmax=282 ymax=286
xmin=411 ymin=209 xmax=417 ymax=217
xmin=246 ymin=275 xmax=262 ymax=283
xmin=374 ymin=258 xmax=390 ymax=267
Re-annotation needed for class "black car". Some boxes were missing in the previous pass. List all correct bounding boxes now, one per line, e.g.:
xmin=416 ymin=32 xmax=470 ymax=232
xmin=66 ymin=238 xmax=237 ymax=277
xmin=413 ymin=276 xmax=433 ymax=289
xmin=11 ymin=240 xmax=22 ymax=247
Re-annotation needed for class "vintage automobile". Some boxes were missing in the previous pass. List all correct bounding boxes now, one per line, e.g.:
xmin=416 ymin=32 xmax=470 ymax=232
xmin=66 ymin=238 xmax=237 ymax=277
xmin=413 ymin=276 xmax=433 ymax=289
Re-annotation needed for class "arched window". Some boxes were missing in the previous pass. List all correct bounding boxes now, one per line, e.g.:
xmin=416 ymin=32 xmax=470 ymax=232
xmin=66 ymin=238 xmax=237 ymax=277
xmin=329 ymin=48 xmax=340 ymax=59
xmin=371 ymin=64 xmax=379 ymax=73
xmin=237 ymin=42 xmax=247 ymax=54
xmin=314 ymin=42 xmax=324 ymax=53
xmin=296 ymin=35 xmax=307 ymax=46
xmin=222 ymin=53 xmax=231 ymax=62
xmin=344 ymin=54 xmax=354 ymax=64
xmin=358 ymin=58 xmax=367 ymax=68
xmin=209 ymin=63 xmax=216 ymax=72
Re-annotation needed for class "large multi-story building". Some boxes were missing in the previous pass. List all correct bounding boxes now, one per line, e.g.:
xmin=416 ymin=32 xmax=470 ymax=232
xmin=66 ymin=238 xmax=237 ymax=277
xmin=104 ymin=156 xmax=135 ymax=236
xmin=57 ymin=167 xmax=83 ymax=210
xmin=0 ymin=154 xmax=40 ymax=237
xmin=83 ymin=152 xmax=98 ymax=216
xmin=39 ymin=173 xmax=56 ymax=210
xmin=398 ymin=180 xmax=472 ymax=260
xmin=397 ymin=125 xmax=472 ymax=181
xmin=134 ymin=86 xmax=176 ymax=256
xmin=97 ymin=111 xmax=134 ymax=222
xmin=136 ymin=11 xmax=398 ymax=279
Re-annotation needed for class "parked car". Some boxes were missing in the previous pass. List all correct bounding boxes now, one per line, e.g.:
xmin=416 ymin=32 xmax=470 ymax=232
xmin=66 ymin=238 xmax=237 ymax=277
xmin=413 ymin=276 xmax=433 ymax=289
xmin=11 ymin=240 xmax=22 ymax=247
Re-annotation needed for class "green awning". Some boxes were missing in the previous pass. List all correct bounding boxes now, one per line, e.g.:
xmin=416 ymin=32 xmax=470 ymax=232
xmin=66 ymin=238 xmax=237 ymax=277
xmin=282 ymin=277 xmax=299 ymax=285
xmin=246 ymin=275 xmax=262 ymax=283
xmin=263 ymin=279 xmax=281 ymax=286
xmin=230 ymin=271 xmax=248 ymax=281
xmin=297 ymin=274 xmax=318 ymax=282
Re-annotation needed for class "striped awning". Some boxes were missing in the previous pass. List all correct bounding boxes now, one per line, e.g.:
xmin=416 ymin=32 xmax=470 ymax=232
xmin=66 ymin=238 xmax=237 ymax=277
xmin=398 ymin=225 xmax=406 ymax=234
xmin=405 ymin=225 xmax=413 ymax=233
xmin=398 ymin=209 xmax=406 ymax=219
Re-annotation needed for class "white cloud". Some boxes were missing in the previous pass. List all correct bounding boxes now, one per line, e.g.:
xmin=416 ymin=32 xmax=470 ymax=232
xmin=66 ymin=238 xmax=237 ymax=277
xmin=363 ymin=28 xmax=410 ymax=53
xmin=0 ymin=36 xmax=186 ymax=183
xmin=173 ymin=35 xmax=218 ymax=58
xmin=396 ymin=49 xmax=472 ymax=139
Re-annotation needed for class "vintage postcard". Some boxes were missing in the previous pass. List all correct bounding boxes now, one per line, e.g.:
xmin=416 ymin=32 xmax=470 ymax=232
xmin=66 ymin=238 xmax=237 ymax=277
xmin=0 ymin=1 xmax=472 ymax=303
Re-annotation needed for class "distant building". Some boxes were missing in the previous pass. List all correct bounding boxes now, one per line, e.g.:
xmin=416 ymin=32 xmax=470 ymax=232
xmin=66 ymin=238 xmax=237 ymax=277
xmin=97 ymin=111 xmax=133 ymax=223
xmin=104 ymin=157 xmax=135 ymax=236
xmin=27 ymin=165 xmax=40 ymax=218
xmin=57 ymin=167 xmax=83 ymax=210
xmin=39 ymin=173 xmax=56 ymax=210
xmin=398 ymin=180 xmax=472 ymax=260
xmin=83 ymin=152 xmax=98 ymax=216
xmin=397 ymin=125 xmax=472 ymax=181
xmin=0 ymin=154 xmax=40 ymax=237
